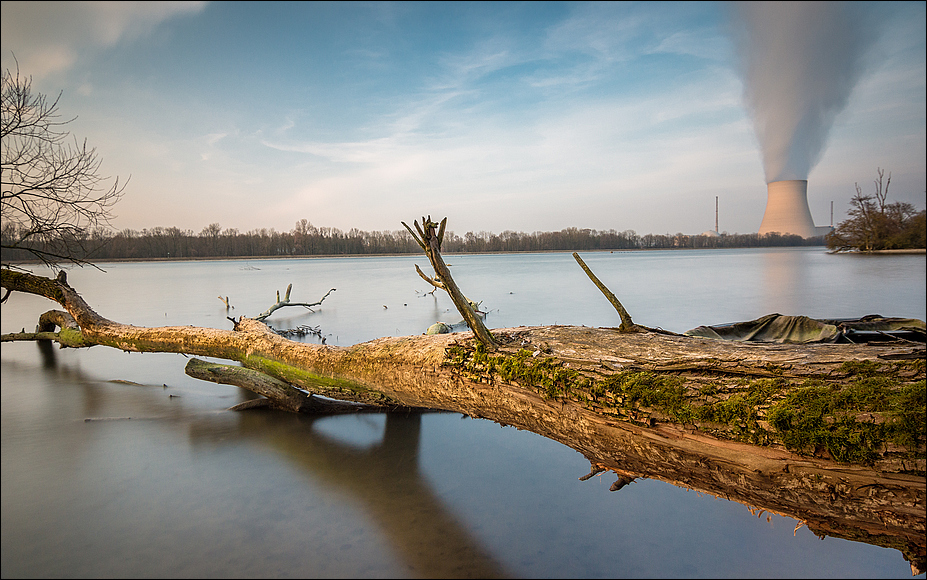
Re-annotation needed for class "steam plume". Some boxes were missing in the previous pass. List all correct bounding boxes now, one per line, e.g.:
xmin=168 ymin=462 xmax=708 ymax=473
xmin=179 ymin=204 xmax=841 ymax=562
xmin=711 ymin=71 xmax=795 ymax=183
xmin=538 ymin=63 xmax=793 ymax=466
xmin=730 ymin=2 xmax=877 ymax=183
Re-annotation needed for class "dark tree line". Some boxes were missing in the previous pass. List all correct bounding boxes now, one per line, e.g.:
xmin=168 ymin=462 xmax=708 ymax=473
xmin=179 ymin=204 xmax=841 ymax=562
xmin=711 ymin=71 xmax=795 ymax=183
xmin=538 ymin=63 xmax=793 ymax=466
xmin=1 ymin=219 xmax=823 ymax=263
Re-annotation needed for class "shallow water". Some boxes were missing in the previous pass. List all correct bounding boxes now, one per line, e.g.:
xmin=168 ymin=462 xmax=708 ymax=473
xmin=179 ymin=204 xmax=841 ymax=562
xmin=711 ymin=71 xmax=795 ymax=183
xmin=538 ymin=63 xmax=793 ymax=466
xmin=2 ymin=248 xmax=925 ymax=578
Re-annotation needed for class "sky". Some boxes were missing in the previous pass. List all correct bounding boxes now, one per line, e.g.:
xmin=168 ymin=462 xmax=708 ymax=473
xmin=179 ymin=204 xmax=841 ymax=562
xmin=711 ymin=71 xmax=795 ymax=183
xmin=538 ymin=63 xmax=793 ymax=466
xmin=1 ymin=1 xmax=925 ymax=237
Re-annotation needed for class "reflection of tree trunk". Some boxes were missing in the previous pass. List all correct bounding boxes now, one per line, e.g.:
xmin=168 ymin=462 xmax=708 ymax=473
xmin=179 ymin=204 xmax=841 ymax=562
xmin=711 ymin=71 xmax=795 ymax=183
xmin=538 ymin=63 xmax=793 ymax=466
xmin=382 ymin=411 xmax=421 ymax=453
xmin=36 ymin=337 xmax=58 ymax=369
xmin=203 ymin=410 xmax=512 ymax=578
xmin=2 ymin=268 xmax=925 ymax=573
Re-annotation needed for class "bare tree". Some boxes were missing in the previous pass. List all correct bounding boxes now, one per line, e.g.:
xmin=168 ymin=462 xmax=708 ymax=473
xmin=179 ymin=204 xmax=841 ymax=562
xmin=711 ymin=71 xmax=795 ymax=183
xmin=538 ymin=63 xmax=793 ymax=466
xmin=1 ymin=60 xmax=126 ymax=271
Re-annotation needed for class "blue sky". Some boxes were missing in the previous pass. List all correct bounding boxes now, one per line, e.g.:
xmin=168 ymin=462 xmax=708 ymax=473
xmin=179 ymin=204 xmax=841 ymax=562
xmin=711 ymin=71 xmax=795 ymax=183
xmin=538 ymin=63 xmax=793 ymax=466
xmin=2 ymin=1 xmax=924 ymax=237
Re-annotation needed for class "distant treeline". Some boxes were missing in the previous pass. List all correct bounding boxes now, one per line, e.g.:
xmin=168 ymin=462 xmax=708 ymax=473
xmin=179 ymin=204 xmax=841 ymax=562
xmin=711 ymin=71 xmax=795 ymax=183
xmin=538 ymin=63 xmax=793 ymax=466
xmin=1 ymin=219 xmax=823 ymax=262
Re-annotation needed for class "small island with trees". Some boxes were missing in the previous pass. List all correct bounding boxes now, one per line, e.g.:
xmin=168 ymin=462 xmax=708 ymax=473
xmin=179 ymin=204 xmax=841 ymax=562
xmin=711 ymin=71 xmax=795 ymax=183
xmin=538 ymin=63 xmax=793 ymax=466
xmin=826 ymin=168 xmax=926 ymax=253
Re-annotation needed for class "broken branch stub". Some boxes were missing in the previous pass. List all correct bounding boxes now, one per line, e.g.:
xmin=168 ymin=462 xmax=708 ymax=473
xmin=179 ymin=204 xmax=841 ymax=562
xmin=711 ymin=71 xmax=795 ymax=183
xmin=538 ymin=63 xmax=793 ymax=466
xmin=403 ymin=216 xmax=497 ymax=350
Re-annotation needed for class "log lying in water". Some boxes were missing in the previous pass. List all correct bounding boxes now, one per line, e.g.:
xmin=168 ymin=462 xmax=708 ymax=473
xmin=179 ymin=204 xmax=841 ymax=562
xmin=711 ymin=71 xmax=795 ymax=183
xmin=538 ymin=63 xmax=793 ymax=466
xmin=1 ymin=266 xmax=924 ymax=573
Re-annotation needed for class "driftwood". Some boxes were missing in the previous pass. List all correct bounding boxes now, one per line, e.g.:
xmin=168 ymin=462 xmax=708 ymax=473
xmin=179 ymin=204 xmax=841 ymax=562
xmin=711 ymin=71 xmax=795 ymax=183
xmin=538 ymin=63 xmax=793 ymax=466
xmin=252 ymin=283 xmax=335 ymax=322
xmin=1 ymin=220 xmax=925 ymax=573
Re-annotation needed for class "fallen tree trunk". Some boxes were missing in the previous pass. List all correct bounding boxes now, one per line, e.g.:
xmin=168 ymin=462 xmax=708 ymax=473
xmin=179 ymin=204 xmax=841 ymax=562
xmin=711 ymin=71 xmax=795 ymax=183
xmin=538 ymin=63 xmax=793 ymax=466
xmin=1 ymin=265 xmax=925 ymax=573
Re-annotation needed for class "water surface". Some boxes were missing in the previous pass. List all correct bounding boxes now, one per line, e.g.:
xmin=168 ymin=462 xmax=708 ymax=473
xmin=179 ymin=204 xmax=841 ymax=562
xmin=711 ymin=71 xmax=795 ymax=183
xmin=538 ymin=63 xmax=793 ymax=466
xmin=2 ymin=248 xmax=924 ymax=578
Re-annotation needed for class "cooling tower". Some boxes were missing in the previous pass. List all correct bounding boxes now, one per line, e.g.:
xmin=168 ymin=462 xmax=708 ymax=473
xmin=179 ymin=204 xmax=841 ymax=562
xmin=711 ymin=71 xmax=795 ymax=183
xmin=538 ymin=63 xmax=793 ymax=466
xmin=758 ymin=180 xmax=824 ymax=238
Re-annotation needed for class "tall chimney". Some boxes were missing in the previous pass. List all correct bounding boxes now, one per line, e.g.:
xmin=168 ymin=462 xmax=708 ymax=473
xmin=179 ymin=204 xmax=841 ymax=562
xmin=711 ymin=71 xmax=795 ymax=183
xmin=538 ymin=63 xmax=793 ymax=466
xmin=715 ymin=196 xmax=719 ymax=233
xmin=758 ymin=179 xmax=818 ymax=238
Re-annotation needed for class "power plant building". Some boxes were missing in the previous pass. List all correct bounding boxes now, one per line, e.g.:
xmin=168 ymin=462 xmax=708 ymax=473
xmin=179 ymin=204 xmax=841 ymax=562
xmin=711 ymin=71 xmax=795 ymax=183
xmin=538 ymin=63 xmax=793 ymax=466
xmin=758 ymin=180 xmax=833 ymax=238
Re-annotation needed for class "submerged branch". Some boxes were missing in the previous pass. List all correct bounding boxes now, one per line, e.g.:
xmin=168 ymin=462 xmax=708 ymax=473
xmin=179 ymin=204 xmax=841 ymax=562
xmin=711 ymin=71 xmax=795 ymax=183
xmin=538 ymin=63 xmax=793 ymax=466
xmin=184 ymin=358 xmax=396 ymax=414
xmin=185 ymin=358 xmax=317 ymax=413
xmin=253 ymin=285 xmax=335 ymax=322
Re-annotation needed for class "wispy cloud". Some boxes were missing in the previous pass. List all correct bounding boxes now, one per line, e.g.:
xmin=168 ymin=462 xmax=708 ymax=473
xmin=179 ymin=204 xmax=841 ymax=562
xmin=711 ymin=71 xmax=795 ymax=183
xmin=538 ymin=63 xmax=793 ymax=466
xmin=1 ymin=1 xmax=207 ymax=79
xmin=543 ymin=3 xmax=649 ymax=62
xmin=651 ymin=30 xmax=731 ymax=61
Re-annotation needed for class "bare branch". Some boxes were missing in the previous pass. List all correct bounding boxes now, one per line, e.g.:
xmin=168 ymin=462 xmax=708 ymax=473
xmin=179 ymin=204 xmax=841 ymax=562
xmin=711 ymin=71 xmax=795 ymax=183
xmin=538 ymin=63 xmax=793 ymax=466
xmin=437 ymin=216 xmax=447 ymax=249
xmin=415 ymin=263 xmax=445 ymax=290
xmin=401 ymin=220 xmax=426 ymax=251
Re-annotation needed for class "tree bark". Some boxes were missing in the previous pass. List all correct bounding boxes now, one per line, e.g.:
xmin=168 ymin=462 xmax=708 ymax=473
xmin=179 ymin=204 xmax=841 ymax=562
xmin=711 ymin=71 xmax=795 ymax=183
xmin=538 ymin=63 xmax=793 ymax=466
xmin=2 ymin=266 xmax=925 ymax=573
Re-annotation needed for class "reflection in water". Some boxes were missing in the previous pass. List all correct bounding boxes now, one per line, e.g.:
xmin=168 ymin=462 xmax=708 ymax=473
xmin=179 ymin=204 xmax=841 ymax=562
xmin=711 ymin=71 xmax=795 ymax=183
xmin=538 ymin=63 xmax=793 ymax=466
xmin=36 ymin=338 xmax=57 ymax=369
xmin=588 ymin=459 xmax=925 ymax=575
xmin=191 ymin=410 xmax=512 ymax=579
xmin=10 ymin=343 xmax=510 ymax=577
xmin=188 ymin=391 xmax=926 ymax=576
xmin=761 ymin=249 xmax=806 ymax=315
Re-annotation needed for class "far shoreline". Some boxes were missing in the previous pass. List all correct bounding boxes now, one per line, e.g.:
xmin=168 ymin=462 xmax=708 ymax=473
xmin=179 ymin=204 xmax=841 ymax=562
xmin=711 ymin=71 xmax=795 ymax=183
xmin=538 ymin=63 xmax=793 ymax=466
xmin=3 ymin=246 xmax=924 ymax=267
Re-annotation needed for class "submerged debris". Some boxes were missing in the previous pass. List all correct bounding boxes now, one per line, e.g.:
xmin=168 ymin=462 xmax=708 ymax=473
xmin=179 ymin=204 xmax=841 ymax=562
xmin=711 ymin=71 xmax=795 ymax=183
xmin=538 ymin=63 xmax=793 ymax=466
xmin=271 ymin=324 xmax=323 ymax=339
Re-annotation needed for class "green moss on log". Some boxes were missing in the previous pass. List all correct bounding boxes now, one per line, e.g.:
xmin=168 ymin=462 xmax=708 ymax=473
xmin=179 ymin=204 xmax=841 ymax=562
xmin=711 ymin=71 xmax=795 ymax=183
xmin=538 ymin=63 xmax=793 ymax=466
xmin=444 ymin=341 xmax=926 ymax=469
xmin=242 ymin=354 xmax=397 ymax=406
xmin=57 ymin=327 xmax=89 ymax=348
xmin=767 ymin=378 xmax=926 ymax=463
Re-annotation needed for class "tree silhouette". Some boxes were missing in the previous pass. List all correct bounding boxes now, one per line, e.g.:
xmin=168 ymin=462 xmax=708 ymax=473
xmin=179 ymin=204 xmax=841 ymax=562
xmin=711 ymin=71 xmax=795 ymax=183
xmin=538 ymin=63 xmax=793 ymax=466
xmin=1 ymin=59 xmax=126 ymax=271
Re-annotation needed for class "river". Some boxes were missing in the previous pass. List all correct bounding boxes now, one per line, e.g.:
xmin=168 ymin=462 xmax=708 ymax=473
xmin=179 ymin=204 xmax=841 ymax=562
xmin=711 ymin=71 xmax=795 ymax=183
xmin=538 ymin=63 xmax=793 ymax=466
xmin=2 ymin=247 xmax=925 ymax=578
